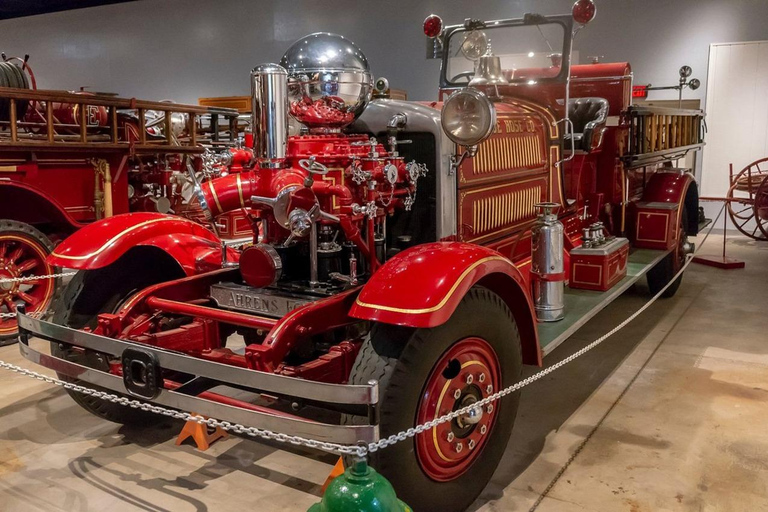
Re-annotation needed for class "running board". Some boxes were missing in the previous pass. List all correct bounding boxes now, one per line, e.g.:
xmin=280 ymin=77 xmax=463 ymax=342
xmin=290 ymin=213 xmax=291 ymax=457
xmin=538 ymin=248 xmax=668 ymax=356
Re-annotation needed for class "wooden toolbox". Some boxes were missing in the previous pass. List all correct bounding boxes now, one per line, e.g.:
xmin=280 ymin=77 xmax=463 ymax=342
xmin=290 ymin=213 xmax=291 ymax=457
xmin=569 ymin=237 xmax=629 ymax=292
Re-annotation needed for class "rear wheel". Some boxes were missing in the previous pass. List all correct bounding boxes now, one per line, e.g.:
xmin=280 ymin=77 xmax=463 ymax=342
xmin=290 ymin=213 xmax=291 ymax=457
xmin=346 ymin=287 xmax=522 ymax=512
xmin=0 ymin=220 xmax=58 ymax=343
xmin=647 ymin=209 xmax=690 ymax=297
xmin=52 ymin=250 xmax=184 ymax=425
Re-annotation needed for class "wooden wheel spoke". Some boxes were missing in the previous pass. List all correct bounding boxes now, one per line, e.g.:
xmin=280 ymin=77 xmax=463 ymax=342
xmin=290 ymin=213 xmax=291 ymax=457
xmin=15 ymin=290 xmax=40 ymax=307
xmin=15 ymin=258 xmax=39 ymax=273
xmin=3 ymin=298 xmax=16 ymax=312
xmin=7 ymin=245 xmax=24 ymax=264
xmin=737 ymin=216 xmax=752 ymax=229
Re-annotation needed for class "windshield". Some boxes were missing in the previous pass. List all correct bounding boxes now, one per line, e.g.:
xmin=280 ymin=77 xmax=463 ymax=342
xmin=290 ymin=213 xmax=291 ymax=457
xmin=445 ymin=21 xmax=567 ymax=86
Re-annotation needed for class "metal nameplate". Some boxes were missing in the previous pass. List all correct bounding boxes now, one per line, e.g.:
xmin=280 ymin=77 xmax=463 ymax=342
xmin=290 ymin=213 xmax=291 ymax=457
xmin=210 ymin=282 xmax=314 ymax=318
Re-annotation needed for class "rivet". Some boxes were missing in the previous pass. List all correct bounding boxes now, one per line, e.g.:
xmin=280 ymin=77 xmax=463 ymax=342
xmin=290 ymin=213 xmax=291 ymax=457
xmin=453 ymin=389 xmax=462 ymax=400
xmin=480 ymin=425 xmax=487 ymax=435
xmin=486 ymin=384 xmax=493 ymax=394
xmin=447 ymin=432 xmax=455 ymax=442
xmin=468 ymin=439 xmax=476 ymax=450
xmin=486 ymin=404 xmax=494 ymax=414
xmin=466 ymin=374 xmax=474 ymax=385
xmin=455 ymin=442 xmax=463 ymax=453
xmin=479 ymin=373 xmax=486 ymax=383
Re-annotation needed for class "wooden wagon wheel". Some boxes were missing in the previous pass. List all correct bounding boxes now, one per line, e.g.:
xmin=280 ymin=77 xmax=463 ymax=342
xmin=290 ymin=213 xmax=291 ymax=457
xmin=726 ymin=157 xmax=768 ymax=240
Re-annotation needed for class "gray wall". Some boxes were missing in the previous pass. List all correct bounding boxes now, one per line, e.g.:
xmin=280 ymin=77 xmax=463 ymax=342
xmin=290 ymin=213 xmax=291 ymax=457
xmin=2 ymin=0 xmax=768 ymax=104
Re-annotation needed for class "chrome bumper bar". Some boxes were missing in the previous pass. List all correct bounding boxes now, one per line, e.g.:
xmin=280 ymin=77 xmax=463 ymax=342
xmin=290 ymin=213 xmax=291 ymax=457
xmin=17 ymin=313 xmax=379 ymax=445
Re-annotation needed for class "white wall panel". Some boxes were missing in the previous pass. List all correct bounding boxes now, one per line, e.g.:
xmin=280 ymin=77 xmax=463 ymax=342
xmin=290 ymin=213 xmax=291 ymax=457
xmin=702 ymin=41 xmax=768 ymax=198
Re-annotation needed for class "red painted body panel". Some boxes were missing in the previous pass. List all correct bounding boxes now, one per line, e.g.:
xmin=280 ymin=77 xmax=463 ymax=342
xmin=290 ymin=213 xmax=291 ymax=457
xmin=47 ymin=212 xmax=232 ymax=274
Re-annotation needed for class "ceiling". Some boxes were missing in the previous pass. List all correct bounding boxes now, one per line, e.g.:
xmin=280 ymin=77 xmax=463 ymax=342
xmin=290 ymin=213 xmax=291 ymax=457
xmin=0 ymin=0 xmax=137 ymax=20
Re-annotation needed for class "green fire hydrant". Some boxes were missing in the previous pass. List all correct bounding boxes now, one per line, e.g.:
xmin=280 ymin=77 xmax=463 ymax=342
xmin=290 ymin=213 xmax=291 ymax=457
xmin=308 ymin=458 xmax=412 ymax=512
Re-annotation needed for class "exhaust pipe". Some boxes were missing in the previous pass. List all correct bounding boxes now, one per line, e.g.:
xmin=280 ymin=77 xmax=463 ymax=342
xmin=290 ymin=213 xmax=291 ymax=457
xmin=251 ymin=63 xmax=288 ymax=168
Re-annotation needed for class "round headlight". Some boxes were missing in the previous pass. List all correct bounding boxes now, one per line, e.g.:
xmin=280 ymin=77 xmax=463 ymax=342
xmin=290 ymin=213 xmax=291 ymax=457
xmin=441 ymin=88 xmax=496 ymax=147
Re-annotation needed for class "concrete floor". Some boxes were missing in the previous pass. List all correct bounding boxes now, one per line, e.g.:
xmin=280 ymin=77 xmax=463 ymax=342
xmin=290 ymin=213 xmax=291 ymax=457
xmin=0 ymin=232 xmax=766 ymax=512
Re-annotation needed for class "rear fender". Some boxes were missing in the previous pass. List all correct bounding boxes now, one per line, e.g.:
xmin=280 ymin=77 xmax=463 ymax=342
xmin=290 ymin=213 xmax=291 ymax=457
xmin=349 ymin=242 xmax=541 ymax=366
xmin=48 ymin=212 xmax=235 ymax=275
xmin=641 ymin=170 xmax=699 ymax=235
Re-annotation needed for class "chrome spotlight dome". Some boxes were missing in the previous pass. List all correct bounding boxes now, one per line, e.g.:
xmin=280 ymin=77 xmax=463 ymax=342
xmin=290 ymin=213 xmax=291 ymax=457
xmin=280 ymin=32 xmax=373 ymax=132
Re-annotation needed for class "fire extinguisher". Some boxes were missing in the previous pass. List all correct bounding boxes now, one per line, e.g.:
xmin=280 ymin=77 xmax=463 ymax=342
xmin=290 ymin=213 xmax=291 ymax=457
xmin=530 ymin=202 xmax=565 ymax=322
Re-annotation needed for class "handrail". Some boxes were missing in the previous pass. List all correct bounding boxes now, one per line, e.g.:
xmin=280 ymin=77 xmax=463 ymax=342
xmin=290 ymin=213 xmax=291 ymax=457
xmin=0 ymin=86 xmax=237 ymax=115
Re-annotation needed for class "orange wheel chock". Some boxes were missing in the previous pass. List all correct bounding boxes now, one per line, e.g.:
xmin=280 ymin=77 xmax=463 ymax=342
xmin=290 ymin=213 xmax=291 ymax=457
xmin=175 ymin=413 xmax=228 ymax=451
xmin=322 ymin=457 xmax=346 ymax=492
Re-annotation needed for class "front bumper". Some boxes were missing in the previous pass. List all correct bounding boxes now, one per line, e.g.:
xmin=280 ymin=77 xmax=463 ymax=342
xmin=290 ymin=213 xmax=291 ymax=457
xmin=17 ymin=313 xmax=379 ymax=445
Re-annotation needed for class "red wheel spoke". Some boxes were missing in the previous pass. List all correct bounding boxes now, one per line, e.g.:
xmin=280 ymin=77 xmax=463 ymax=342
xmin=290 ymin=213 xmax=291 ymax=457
xmin=3 ymin=298 xmax=16 ymax=312
xmin=0 ymin=241 xmax=7 ymax=259
xmin=21 ymin=279 xmax=41 ymax=286
xmin=16 ymin=290 xmax=40 ymax=307
xmin=15 ymin=258 xmax=39 ymax=273
xmin=7 ymin=245 xmax=24 ymax=264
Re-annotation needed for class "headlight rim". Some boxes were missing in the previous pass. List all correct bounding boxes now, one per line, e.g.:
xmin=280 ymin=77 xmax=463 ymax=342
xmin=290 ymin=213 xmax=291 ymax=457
xmin=440 ymin=88 xmax=496 ymax=147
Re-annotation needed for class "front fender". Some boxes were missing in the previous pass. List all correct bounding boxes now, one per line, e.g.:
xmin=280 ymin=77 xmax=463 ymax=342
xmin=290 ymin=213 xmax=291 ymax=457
xmin=350 ymin=242 xmax=541 ymax=365
xmin=48 ymin=212 xmax=231 ymax=275
xmin=641 ymin=170 xmax=699 ymax=235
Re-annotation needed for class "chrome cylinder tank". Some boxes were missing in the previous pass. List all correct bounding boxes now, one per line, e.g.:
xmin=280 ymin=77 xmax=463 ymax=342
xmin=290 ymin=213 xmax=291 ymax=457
xmin=251 ymin=63 xmax=288 ymax=167
xmin=531 ymin=202 xmax=565 ymax=322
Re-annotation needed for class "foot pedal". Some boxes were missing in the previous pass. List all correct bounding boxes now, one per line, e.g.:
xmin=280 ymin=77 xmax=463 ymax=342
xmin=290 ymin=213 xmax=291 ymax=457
xmin=175 ymin=412 xmax=228 ymax=451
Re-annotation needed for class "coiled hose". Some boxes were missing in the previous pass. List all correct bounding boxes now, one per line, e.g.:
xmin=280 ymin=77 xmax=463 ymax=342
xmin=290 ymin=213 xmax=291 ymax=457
xmin=0 ymin=60 xmax=31 ymax=122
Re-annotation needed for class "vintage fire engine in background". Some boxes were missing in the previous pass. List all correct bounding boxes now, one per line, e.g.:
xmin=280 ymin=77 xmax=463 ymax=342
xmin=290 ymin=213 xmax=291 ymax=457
xmin=17 ymin=1 xmax=705 ymax=510
xmin=0 ymin=58 xmax=243 ymax=341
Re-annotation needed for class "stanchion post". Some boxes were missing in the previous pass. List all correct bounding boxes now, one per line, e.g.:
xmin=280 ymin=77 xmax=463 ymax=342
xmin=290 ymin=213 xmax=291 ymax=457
xmin=308 ymin=453 xmax=412 ymax=512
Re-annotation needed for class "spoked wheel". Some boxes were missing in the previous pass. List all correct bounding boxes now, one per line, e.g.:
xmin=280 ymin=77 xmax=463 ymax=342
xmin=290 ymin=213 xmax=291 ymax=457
xmin=726 ymin=158 xmax=768 ymax=240
xmin=345 ymin=287 xmax=522 ymax=512
xmin=0 ymin=220 xmax=57 ymax=342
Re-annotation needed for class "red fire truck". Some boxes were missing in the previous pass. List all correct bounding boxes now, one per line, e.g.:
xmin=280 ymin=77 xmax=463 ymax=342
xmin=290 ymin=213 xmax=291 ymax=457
xmin=17 ymin=2 xmax=705 ymax=510
xmin=0 ymin=60 xmax=242 ymax=342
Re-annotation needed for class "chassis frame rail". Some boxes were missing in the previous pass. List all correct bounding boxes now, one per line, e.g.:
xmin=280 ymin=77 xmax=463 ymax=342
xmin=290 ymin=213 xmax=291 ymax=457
xmin=17 ymin=313 xmax=379 ymax=445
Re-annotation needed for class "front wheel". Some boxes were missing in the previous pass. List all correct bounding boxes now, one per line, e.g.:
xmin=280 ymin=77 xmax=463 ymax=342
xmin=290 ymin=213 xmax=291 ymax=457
xmin=346 ymin=287 xmax=523 ymax=512
xmin=52 ymin=250 xmax=184 ymax=425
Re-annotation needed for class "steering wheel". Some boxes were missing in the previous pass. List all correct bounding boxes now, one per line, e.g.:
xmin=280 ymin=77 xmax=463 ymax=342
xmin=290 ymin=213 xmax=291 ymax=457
xmin=450 ymin=71 xmax=475 ymax=83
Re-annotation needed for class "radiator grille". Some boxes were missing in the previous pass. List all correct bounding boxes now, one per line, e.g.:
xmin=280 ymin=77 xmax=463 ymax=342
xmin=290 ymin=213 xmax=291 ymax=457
xmin=474 ymin=133 xmax=542 ymax=174
xmin=472 ymin=184 xmax=542 ymax=234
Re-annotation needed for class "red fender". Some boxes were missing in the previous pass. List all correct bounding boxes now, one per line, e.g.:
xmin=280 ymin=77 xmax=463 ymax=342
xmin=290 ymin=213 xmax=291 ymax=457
xmin=640 ymin=169 xmax=698 ymax=234
xmin=0 ymin=180 xmax=84 ymax=231
xmin=48 ymin=212 xmax=235 ymax=275
xmin=349 ymin=242 xmax=541 ymax=366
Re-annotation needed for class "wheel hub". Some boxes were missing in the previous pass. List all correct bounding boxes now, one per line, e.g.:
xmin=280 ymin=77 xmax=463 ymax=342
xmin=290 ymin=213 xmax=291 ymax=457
xmin=415 ymin=336 xmax=501 ymax=482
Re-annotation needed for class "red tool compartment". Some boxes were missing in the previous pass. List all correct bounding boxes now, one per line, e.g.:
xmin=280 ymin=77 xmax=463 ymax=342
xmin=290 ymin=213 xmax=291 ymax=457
xmin=569 ymin=237 xmax=629 ymax=292
xmin=633 ymin=202 xmax=679 ymax=251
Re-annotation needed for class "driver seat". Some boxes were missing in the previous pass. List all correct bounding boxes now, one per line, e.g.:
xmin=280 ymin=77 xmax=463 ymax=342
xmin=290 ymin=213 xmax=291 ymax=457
xmin=564 ymin=97 xmax=609 ymax=153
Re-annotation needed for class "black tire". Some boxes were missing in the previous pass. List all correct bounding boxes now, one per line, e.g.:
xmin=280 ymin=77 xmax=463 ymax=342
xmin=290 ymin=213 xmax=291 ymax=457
xmin=647 ymin=209 xmax=688 ymax=298
xmin=51 ymin=249 xmax=184 ymax=425
xmin=0 ymin=219 xmax=58 ymax=344
xmin=345 ymin=287 xmax=523 ymax=512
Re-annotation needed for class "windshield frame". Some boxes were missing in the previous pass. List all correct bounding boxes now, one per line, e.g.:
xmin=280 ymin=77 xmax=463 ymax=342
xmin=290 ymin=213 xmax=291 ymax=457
xmin=439 ymin=14 xmax=575 ymax=90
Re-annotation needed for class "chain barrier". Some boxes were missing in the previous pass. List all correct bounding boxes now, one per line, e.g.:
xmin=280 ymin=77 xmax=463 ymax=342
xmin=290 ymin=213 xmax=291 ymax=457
xmin=0 ymin=205 xmax=725 ymax=460
xmin=0 ymin=271 xmax=76 ymax=319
